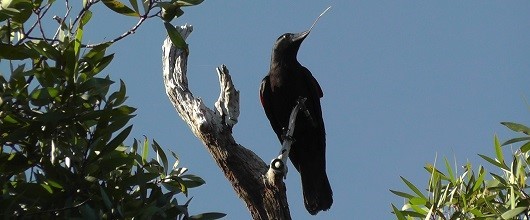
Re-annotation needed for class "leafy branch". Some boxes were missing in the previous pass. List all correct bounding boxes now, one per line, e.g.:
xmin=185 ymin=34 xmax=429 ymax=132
xmin=2 ymin=0 xmax=202 ymax=49
xmin=1 ymin=0 xmax=220 ymax=219
xmin=391 ymin=121 xmax=530 ymax=219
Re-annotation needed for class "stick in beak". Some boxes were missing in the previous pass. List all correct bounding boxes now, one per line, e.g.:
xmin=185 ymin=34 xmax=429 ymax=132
xmin=308 ymin=6 xmax=332 ymax=33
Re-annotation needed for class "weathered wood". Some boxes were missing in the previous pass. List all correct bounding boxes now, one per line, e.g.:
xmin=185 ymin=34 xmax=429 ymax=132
xmin=162 ymin=24 xmax=291 ymax=220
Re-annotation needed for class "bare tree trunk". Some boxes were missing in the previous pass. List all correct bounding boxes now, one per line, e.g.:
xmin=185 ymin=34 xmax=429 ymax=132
xmin=162 ymin=25 xmax=291 ymax=220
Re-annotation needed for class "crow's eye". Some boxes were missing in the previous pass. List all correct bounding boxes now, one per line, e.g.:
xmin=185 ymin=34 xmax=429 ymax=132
xmin=277 ymin=34 xmax=290 ymax=41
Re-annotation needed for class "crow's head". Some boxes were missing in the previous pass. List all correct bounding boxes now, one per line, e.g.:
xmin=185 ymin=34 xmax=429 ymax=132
xmin=271 ymin=30 xmax=310 ymax=65
xmin=270 ymin=6 xmax=330 ymax=66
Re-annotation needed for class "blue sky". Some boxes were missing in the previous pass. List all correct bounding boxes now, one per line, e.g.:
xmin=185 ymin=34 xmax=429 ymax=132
xmin=79 ymin=1 xmax=530 ymax=219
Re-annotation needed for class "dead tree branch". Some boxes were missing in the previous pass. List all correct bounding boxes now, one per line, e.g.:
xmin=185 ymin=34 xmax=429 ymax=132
xmin=162 ymin=24 xmax=291 ymax=220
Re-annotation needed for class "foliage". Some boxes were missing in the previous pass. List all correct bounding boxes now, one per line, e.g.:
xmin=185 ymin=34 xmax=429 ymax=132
xmin=391 ymin=122 xmax=530 ymax=219
xmin=0 ymin=0 xmax=224 ymax=219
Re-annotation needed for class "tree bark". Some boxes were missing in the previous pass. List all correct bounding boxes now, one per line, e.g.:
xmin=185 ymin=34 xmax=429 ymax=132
xmin=162 ymin=25 xmax=291 ymax=220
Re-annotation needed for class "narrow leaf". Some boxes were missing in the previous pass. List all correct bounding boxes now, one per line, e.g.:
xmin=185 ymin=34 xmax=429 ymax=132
xmin=26 ymin=41 xmax=60 ymax=60
xmin=400 ymin=176 xmax=426 ymax=200
xmin=30 ymin=87 xmax=60 ymax=106
xmin=152 ymin=140 xmax=169 ymax=175
xmin=142 ymin=137 xmax=149 ymax=165
xmin=99 ymin=185 xmax=112 ymax=209
xmin=171 ymin=150 xmax=180 ymax=170
xmin=80 ymin=10 xmax=92 ymax=26
xmin=444 ymin=157 xmax=455 ymax=183
xmin=177 ymin=0 xmax=204 ymax=7
xmin=101 ymin=0 xmax=139 ymax=16
xmin=389 ymin=190 xmax=415 ymax=199
xmin=500 ymin=207 xmax=526 ymax=219
xmin=501 ymin=122 xmax=530 ymax=135
xmin=391 ymin=204 xmax=407 ymax=220
xmin=472 ymin=166 xmax=485 ymax=192
xmin=164 ymin=22 xmax=188 ymax=52
xmin=494 ymin=134 xmax=504 ymax=164
xmin=128 ymin=0 xmax=139 ymax=13
xmin=490 ymin=173 xmax=508 ymax=186
xmin=520 ymin=141 xmax=530 ymax=152
xmin=502 ymin=137 xmax=530 ymax=146
xmin=122 ymin=172 xmax=159 ymax=187
xmin=0 ymin=43 xmax=36 ymax=60
xmin=102 ymin=125 xmax=132 ymax=156
xmin=478 ymin=154 xmax=509 ymax=171
xmin=189 ymin=212 xmax=227 ymax=220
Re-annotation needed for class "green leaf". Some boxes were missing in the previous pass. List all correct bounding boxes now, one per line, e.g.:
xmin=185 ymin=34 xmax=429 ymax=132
xmin=78 ymin=77 xmax=114 ymax=95
xmin=408 ymin=197 xmax=427 ymax=206
xmin=400 ymin=176 xmax=427 ymax=200
xmin=142 ymin=137 xmax=149 ymax=165
xmin=84 ymin=42 xmax=112 ymax=60
xmin=94 ymin=115 xmax=134 ymax=140
xmin=444 ymin=157 xmax=455 ymax=183
xmin=40 ymin=183 xmax=53 ymax=194
xmin=101 ymin=0 xmax=139 ymax=16
xmin=502 ymin=137 xmax=530 ymax=146
xmin=176 ymin=0 xmax=204 ymax=7
xmin=159 ymin=2 xmax=179 ymax=21
xmin=80 ymin=10 xmax=92 ymax=27
xmin=490 ymin=173 xmax=508 ymax=186
xmin=74 ymin=12 xmax=88 ymax=59
xmin=500 ymin=207 xmax=526 ymax=219
xmin=424 ymin=163 xmax=449 ymax=181
xmin=0 ymin=152 xmax=31 ymax=176
xmin=501 ymin=122 xmax=530 ymax=135
xmin=181 ymin=174 xmax=205 ymax=188
xmin=520 ymin=141 xmax=530 ymax=152
xmin=170 ymin=150 xmax=180 ymax=169
xmin=122 ymin=172 xmax=158 ymax=187
xmin=152 ymin=140 xmax=168 ymax=175
xmin=162 ymin=181 xmax=182 ymax=193
xmin=45 ymin=179 xmax=63 ymax=189
xmin=189 ymin=212 xmax=226 ymax=220
xmin=30 ymin=87 xmax=60 ymax=106
xmin=91 ymin=54 xmax=114 ymax=75
xmin=472 ymin=166 xmax=485 ymax=192
xmin=101 ymin=125 xmax=132 ymax=156
xmin=478 ymin=154 xmax=509 ymax=171
xmin=108 ymin=80 xmax=127 ymax=106
xmin=80 ymin=204 xmax=97 ymax=219
xmin=99 ymin=185 xmax=113 ymax=210
xmin=0 ymin=43 xmax=37 ymax=60
xmin=389 ymin=189 xmax=415 ymax=199
xmin=164 ymin=22 xmax=189 ymax=52
xmin=64 ymin=38 xmax=77 ymax=77
xmin=2 ymin=0 xmax=33 ymax=23
xmin=26 ymin=41 xmax=60 ymax=60
xmin=128 ymin=0 xmax=139 ymax=13
xmin=391 ymin=204 xmax=407 ymax=220
xmin=494 ymin=134 xmax=504 ymax=164
xmin=34 ymin=66 xmax=66 ymax=87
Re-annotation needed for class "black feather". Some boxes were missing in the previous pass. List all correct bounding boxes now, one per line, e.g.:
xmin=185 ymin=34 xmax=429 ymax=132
xmin=259 ymin=31 xmax=333 ymax=215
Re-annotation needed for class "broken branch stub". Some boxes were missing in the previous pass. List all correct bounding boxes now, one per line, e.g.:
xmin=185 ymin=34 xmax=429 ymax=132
xmin=215 ymin=65 xmax=240 ymax=129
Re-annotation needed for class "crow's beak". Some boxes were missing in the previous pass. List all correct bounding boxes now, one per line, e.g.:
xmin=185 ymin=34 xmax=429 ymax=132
xmin=292 ymin=30 xmax=310 ymax=42
xmin=292 ymin=6 xmax=331 ymax=43
xmin=292 ymin=6 xmax=331 ymax=44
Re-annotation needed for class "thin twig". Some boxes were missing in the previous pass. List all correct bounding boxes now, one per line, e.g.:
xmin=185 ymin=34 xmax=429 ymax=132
xmin=84 ymin=16 xmax=147 ymax=48
xmin=52 ymin=0 xmax=72 ymax=42
xmin=83 ymin=0 xmax=156 ymax=48
xmin=14 ymin=3 xmax=53 ymax=46
xmin=23 ymin=197 xmax=91 ymax=216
